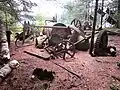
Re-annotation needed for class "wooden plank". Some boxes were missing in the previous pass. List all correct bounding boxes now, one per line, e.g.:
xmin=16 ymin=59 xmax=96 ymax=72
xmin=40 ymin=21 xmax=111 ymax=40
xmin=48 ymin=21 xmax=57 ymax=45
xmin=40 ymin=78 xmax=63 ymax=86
xmin=24 ymin=50 xmax=50 ymax=60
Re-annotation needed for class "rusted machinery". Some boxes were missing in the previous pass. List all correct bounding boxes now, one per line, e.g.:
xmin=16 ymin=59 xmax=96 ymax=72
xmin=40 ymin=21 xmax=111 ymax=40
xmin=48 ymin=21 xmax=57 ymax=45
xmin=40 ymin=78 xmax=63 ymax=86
xmin=35 ymin=19 xmax=92 ymax=60
xmin=15 ymin=21 xmax=40 ymax=47
xmin=35 ymin=18 xmax=116 ymax=59
xmin=15 ymin=18 xmax=116 ymax=60
xmin=38 ymin=23 xmax=75 ymax=60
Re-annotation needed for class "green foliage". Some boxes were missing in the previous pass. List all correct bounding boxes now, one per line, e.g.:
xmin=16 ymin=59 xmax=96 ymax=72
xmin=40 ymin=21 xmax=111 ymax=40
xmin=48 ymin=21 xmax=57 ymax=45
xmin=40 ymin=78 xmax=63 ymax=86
xmin=107 ymin=0 xmax=118 ymax=12
xmin=0 ymin=0 xmax=37 ymax=22
xmin=35 ymin=13 xmax=45 ymax=25
xmin=0 ymin=0 xmax=37 ymax=33
xmin=61 ymin=0 xmax=93 ymax=24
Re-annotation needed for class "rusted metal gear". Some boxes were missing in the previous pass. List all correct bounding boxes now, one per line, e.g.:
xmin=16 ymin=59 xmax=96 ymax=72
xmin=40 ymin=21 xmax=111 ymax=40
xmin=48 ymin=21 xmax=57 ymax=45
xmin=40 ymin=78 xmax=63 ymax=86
xmin=71 ymin=18 xmax=82 ymax=28
xmin=53 ymin=40 xmax=75 ymax=60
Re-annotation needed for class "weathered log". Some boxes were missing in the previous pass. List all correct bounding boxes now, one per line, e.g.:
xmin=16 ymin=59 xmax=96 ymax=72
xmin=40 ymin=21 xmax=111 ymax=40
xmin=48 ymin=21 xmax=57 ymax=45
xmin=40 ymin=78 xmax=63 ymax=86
xmin=0 ymin=23 xmax=10 ymax=63
xmin=1 ymin=43 xmax=10 ymax=59
xmin=24 ymin=51 xmax=50 ymax=60
xmin=0 ymin=60 xmax=19 ymax=83
xmin=0 ymin=64 xmax=11 ymax=83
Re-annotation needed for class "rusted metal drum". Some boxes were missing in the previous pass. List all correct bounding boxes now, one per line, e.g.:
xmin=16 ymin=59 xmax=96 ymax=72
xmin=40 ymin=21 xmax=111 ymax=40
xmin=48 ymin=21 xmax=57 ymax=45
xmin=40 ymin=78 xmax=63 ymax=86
xmin=51 ymin=23 xmax=71 ymax=38
xmin=42 ymin=23 xmax=71 ymax=38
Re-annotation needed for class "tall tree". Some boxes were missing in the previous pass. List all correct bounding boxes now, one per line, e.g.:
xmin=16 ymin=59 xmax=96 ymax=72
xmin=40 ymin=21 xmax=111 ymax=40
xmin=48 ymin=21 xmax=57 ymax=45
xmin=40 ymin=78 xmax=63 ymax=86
xmin=0 ymin=0 xmax=37 ymax=24
xmin=61 ymin=0 xmax=94 ymax=24
xmin=118 ymin=0 xmax=120 ymax=13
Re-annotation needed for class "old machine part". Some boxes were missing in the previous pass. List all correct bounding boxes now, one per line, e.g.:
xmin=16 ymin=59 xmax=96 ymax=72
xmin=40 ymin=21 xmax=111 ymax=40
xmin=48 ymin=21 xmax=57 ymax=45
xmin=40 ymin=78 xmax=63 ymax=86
xmin=106 ymin=16 xmax=117 ymax=25
xmin=75 ymin=36 xmax=89 ymax=51
xmin=70 ymin=19 xmax=89 ymax=51
xmin=43 ymin=23 xmax=75 ymax=60
xmin=94 ymin=30 xmax=108 ymax=56
xmin=35 ymin=35 xmax=47 ymax=49
xmin=15 ymin=21 xmax=34 ymax=47
xmin=83 ymin=21 xmax=92 ymax=30
xmin=97 ymin=8 xmax=106 ymax=17
xmin=15 ymin=32 xmax=33 ymax=47
xmin=42 ymin=23 xmax=71 ymax=38
xmin=71 ymin=18 xmax=82 ymax=31
xmin=94 ymin=30 xmax=116 ymax=56
xmin=45 ymin=38 xmax=75 ymax=60
xmin=51 ymin=23 xmax=71 ymax=38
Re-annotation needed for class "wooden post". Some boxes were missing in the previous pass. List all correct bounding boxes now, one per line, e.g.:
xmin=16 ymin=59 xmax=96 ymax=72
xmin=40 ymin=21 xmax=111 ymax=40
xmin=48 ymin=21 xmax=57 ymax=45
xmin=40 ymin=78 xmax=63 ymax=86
xmin=89 ymin=0 xmax=99 ymax=56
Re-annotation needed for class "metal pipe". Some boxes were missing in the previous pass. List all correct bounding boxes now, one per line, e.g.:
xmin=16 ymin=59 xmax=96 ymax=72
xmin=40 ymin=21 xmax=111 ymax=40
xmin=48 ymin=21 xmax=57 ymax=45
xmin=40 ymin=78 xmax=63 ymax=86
xmin=32 ymin=25 xmax=68 ymax=29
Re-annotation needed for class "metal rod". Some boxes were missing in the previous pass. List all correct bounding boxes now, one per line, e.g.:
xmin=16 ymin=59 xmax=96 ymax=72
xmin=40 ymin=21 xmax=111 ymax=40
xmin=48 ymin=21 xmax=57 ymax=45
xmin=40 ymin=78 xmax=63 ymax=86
xmin=32 ymin=25 xmax=68 ymax=29
xmin=74 ymin=31 xmax=99 ymax=45
xmin=89 ymin=0 xmax=99 ymax=56
xmin=50 ymin=61 xmax=81 ymax=79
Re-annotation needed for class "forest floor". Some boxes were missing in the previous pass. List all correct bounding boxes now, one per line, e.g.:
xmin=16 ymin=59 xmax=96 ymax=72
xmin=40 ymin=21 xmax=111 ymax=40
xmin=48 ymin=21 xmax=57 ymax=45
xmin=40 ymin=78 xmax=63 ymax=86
xmin=0 ymin=35 xmax=120 ymax=90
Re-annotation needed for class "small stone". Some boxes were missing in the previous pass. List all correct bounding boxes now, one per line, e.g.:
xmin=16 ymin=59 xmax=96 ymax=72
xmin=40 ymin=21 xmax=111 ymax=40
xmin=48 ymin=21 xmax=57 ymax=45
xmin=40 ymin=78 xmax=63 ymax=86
xmin=112 ymin=83 xmax=116 ymax=86
xmin=40 ymin=49 xmax=44 ymax=52
xmin=84 ymin=85 xmax=87 ymax=88
xmin=31 ymin=75 xmax=35 ymax=79
xmin=82 ymin=64 xmax=85 ymax=67
xmin=86 ymin=79 xmax=89 ymax=82
xmin=112 ymin=79 xmax=115 ymax=82
xmin=117 ymin=84 xmax=120 ymax=87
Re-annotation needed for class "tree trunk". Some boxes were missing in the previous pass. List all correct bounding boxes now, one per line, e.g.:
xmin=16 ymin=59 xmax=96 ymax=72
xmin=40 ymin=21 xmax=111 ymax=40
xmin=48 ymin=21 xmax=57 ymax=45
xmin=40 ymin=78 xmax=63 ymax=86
xmin=89 ymin=0 xmax=99 ymax=56
xmin=0 ymin=64 xmax=12 ymax=83
xmin=118 ymin=0 xmax=120 ymax=13
xmin=0 ymin=60 xmax=19 ymax=83
xmin=0 ymin=23 xmax=10 ymax=64
xmin=117 ymin=0 xmax=120 ymax=28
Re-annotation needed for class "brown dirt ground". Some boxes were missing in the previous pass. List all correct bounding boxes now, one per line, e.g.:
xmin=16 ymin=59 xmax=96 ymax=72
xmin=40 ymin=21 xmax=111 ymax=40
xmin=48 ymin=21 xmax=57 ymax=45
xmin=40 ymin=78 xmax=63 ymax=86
xmin=0 ymin=35 xmax=120 ymax=90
